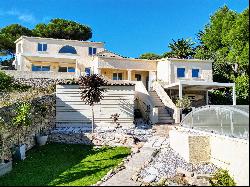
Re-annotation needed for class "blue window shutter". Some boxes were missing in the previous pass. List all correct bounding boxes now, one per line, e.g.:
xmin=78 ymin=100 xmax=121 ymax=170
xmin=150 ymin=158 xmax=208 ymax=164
xmin=43 ymin=44 xmax=47 ymax=51
xmin=177 ymin=68 xmax=185 ymax=78
xmin=85 ymin=68 xmax=91 ymax=76
xmin=38 ymin=43 xmax=42 ymax=51
xmin=68 ymin=67 xmax=75 ymax=72
xmin=93 ymin=48 xmax=97 ymax=55
xmin=88 ymin=47 xmax=92 ymax=55
xmin=192 ymin=69 xmax=199 ymax=77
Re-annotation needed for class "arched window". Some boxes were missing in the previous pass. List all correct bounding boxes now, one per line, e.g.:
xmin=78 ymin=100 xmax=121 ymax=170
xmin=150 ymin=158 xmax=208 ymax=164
xmin=59 ymin=45 xmax=77 ymax=54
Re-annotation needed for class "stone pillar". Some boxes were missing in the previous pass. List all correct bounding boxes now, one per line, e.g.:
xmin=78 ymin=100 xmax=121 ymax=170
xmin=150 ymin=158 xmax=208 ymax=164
xmin=206 ymin=90 xmax=209 ymax=105
xmin=127 ymin=70 xmax=132 ymax=81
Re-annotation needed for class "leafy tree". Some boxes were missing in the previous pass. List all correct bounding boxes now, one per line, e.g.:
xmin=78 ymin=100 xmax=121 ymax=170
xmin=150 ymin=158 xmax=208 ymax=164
xmin=0 ymin=24 xmax=33 ymax=57
xmin=163 ymin=38 xmax=195 ymax=59
xmin=79 ymin=74 xmax=107 ymax=133
xmin=194 ymin=6 xmax=249 ymax=104
xmin=33 ymin=18 xmax=92 ymax=41
xmin=139 ymin=53 xmax=161 ymax=60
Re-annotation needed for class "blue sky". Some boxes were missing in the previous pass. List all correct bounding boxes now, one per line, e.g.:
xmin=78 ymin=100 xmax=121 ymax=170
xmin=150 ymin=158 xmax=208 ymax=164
xmin=0 ymin=0 xmax=248 ymax=58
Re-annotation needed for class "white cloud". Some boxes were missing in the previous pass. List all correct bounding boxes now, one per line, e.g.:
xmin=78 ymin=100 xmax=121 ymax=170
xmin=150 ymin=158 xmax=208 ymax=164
xmin=2 ymin=9 xmax=37 ymax=24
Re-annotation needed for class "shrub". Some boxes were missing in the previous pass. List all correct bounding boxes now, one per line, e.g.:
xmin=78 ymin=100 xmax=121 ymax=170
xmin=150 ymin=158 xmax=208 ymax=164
xmin=175 ymin=96 xmax=191 ymax=109
xmin=210 ymin=169 xmax=236 ymax=186
xmin=0 ymin=71 xmax=13 ymax=92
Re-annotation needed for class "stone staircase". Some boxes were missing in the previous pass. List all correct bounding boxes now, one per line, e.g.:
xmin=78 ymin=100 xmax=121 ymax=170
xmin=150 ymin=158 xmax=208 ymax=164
xmin=149 ymin=91 xmax=174 ymax=124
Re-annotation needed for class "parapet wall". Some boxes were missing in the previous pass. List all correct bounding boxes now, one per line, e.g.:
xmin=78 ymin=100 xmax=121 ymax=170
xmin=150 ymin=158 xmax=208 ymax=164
xmin=169 ymin=128 xmax=249 ymax=186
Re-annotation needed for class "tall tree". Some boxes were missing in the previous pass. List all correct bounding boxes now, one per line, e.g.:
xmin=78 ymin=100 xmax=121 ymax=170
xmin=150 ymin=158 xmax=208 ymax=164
xmin=33 ymin=18 xmax=92 ymax=41
xmin=79 ymin=74 xmax=107 ymax=133
xmin=139 ymin=53 xmax=161 ymax=60
xmin=0 ymin=24 xmax=33 ymax=57
xmin=162 ymin=38 xmax=195 ymax=59
xmin=194 ymin=6 xmax=249 ymax=104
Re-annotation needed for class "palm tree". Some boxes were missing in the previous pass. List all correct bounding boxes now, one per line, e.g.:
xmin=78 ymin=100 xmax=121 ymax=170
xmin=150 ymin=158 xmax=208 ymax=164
xmin=163 ymin=38 xmax=195 ymax=59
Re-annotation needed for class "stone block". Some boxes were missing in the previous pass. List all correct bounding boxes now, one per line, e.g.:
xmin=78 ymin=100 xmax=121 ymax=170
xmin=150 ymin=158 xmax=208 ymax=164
xmin=0 ymin=161 xmax=12 ymax=176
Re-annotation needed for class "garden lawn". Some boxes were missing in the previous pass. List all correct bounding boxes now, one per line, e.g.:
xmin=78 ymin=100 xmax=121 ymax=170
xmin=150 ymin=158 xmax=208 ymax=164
xmin=0 ymin=143 xmax=131 ymax=186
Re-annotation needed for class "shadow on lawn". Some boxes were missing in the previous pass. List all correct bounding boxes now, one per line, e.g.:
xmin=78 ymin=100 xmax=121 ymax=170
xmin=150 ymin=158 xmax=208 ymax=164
xmin=0 ymin=143 xmax=130 ymax=186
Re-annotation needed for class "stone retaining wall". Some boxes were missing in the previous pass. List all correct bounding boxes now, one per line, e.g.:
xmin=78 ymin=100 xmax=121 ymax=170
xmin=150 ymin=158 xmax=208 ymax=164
xmin=0 ymin=95 xmax=56 ymax=161
xmin=3 ymin=70 xmax=76 ymax=79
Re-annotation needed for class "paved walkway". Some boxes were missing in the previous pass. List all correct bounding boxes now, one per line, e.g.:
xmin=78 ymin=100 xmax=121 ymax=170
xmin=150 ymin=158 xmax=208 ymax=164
xmin=100 ymin=135 xmax=169 ymax=186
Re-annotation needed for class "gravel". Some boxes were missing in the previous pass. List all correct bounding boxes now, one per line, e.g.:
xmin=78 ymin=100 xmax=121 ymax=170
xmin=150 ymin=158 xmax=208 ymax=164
xmin=139 ymin=143 xmax=218 ymax=182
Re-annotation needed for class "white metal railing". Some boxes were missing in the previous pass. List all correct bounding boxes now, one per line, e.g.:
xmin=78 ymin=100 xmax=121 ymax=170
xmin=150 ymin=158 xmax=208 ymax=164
xmin=152 ymin=81 xmax=180 ymax=123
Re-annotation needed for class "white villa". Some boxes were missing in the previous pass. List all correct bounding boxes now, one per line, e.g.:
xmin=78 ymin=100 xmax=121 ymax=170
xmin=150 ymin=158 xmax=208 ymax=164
xmin=12 ymin=36 xmax=236 ymax=124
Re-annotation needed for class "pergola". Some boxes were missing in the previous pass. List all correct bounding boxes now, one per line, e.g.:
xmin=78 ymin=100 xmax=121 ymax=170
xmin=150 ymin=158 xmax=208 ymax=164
xmin=163 ymin=80 xmax=236 ymax=105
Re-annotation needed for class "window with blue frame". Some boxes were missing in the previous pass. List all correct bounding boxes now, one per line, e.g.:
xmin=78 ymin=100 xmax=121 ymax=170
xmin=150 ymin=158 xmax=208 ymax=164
xmin=88 ymin=47 xmax=97 ymax=55
xmin=192 ymin=69 xmax=200 ymax=78
xmin=59 ymin=45 xmax=77 ymax=54
xmin=177 ymin=68 xmax=185 ymax=78
xmin=85 ymin=67 xmax=91 ymax=76
xmin=37 ymin=43 xmax=47 ymax=52
xmin=32 ymin=65 xmax=50 ymax=71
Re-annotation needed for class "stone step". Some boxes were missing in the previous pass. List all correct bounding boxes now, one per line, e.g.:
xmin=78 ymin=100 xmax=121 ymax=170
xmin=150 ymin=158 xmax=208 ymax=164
xmin=158 ymin=116 xmax=173 ymax=120
xmin=157 ymin=119 xmax=174 ymax=124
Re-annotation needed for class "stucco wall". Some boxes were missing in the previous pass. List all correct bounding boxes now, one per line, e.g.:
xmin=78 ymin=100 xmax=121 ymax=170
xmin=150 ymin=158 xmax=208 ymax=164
xmin=15 ymin=36 xmax=105 ymax=71
xmin=157 ymin=59 xmax=213 ymax=84
xmin=56 ymin=84 xmax=135 ymax=128
xmin=97 ymin=56 xmax=157 ymax=71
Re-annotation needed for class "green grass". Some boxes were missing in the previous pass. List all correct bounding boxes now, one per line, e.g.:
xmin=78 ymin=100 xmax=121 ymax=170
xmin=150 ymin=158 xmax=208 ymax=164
xmin=0 ymin=143 xmax=131 ymax=186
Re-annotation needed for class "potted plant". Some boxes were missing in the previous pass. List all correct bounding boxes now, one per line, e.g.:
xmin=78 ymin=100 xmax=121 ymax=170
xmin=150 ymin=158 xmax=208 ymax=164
xmin=175 ymin=96 xmax=192 ymax=120
xmin=36 ymin=127 xmax=48 ymax=146
xmin=12 ymin=102 xmax=32 ymax=160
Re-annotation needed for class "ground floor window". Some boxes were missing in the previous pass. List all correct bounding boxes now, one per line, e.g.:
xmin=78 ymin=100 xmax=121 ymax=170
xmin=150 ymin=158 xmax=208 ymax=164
xmin=58 ymin=66 xmax=75 ymax=72
xmin=32 ymin=65 xmax=50 ymax=71
xmin=113 ymin=73 xmax=123 ymax=80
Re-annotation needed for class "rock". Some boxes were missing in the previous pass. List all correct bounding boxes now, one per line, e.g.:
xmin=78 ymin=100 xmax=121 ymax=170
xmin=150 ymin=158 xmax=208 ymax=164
xmin=145 ymin=167 xmax=159 ymax=175
xmin=143 ymin=174 xmax=157 ymax=183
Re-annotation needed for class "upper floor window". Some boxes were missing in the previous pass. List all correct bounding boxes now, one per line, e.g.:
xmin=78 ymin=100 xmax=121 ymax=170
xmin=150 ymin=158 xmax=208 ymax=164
xmin=37 ymin=43 xmax=47 ymax=52
xmin=177 ymin=68 xmax=185 ymax=78
xmin=192 ymin=69 xmax=200 ymax=78
xmin=58 ymin=66 xmax=75 ymax=72
xmin=59 ymin=45 xmax=77 ymax=54
xmin=32 ymin=65 xmax=50 ymax=71
xmin=113 ymin=73 xmax=123 ymax=80
xmin=88 ymin=47 xmax=97 ymax=55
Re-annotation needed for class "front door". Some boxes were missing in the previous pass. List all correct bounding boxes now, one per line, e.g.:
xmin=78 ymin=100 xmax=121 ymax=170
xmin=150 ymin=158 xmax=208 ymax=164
xmin=135 ymin=74 xmax=142 ymax=81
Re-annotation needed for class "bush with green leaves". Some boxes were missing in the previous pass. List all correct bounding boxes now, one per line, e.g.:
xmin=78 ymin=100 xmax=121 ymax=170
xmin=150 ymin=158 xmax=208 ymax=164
xmin=210 ymin=169 xmax=236 ymax=186
xmin=0 ymin=71 xmax=13 ymax=92
xmin=12 ymin=102 xmax=32 ymax=145
xmin=175 ymin=96 xmax=191 ymax=109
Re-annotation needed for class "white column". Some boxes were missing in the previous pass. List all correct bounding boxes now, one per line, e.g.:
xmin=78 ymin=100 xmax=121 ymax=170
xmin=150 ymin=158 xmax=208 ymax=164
xmin=206 ymin=90 xmax=209 ymax=105
xmin=148 ymin=71 xmax=157 ymax=91
xmin=179 ymin=83 xmax=183 ymax=99
xmin=232 ymin=84 xmax=236 ymax=105
xmin=127 ymin=70 xmax=132 ymax=81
